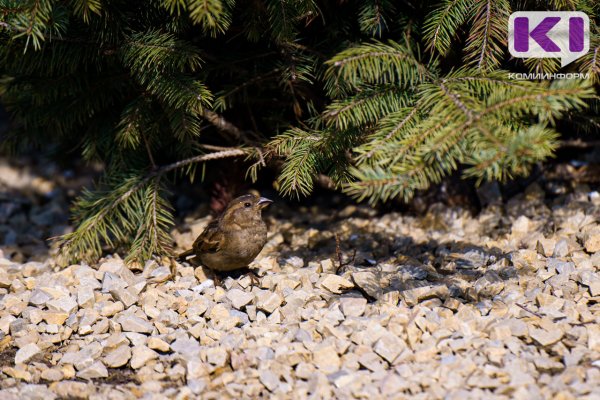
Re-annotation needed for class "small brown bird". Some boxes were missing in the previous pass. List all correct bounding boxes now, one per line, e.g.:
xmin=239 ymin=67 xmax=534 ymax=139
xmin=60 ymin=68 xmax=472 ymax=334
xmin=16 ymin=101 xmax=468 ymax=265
xmin=178 ymin=194 xmax=273 ymax=272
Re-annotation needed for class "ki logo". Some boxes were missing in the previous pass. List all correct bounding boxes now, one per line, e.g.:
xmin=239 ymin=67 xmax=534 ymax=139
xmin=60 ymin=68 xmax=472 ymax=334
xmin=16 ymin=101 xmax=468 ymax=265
xmin=508 ymin=11 xmax=589 ymax=67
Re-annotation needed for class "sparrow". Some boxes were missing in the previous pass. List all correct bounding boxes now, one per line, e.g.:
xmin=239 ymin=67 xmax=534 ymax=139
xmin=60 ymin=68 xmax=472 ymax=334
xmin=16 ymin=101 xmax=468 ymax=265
xmin=178 ymin=194 xmax=273 ymax=272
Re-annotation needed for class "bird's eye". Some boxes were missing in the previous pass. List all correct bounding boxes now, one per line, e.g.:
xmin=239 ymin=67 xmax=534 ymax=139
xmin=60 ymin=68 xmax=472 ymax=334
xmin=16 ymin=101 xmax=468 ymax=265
xmin=244 ymin=202 xmax=252 ymax=208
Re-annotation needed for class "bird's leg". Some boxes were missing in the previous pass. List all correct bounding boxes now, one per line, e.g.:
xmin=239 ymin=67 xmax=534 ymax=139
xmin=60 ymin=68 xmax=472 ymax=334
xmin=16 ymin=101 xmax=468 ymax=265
xmin=211 ymin=271 xmax=223 ymax=287
xmin=246 ymin=271 xmax=261 ymax=287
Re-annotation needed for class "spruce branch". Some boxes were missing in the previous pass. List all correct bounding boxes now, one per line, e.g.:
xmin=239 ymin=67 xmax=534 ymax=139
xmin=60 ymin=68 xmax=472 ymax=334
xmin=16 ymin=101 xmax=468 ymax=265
xmin=358 ymin=0 xmax=395 ymax=37
xmin=324 ymin=40 xmax=432 ymax=96
xmin=189 ymin=0 xmax=233 ymax=35
xmin=577 ymin=32 xmax=600 ymax=81
xmin=323 ymin=85 xmax=411 ymax=130
xmin=71 ymin=0 xmax=102 ymax=23
xmin=274 ymin=55 xmax=595 ymax=203
xmin=423 ymin=0 xmax=473 ymax=56
xmin=439 ymin=80 xmax=475 ymax=121
xmin=361 ymin=105 xmax=422 ymax=160
xmin=463 ymin=0 xmax=510 ymax=71
xmin=57 ymin=146 xmax=248 ymax=263
xmin=201 ymin=109 xmax=262 ymax=145
xmin=126 ymin=176 xmax=174 ymax=264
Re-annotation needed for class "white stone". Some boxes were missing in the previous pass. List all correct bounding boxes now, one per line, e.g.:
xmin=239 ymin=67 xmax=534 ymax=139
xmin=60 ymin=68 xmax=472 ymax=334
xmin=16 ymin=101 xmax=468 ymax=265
xmin=76 ymin=285 xmax=95 ymax=308
xmin=530 ymin=328 xmax=563 ymax=347
xmin=206 ymin=347 xmax=228 ymax=367
xmin=584 ymin=233 xmax=600 ymax=253
xmin=373 ymin=333 xmax=404 ymax=364
xmin=312 ymin=345 xmax=340 ymax=374
xmin=76 ymin=361 xmax=108 ymax=380
xmin=102 ymin=272 xmax=127 ymax=293
xmin=170 ymin=337 xmax=201 ymax=359
xmin=110 ymin=287 xmax=138 ymax=308
xmin=259 ymin=369 xmax=280 ymax=392
xmin=130 ymin=346 xmax=158 ymax=369
xmin=320 ymin=274 xmax=354 ymax=294
xmin=148 ymin=337 xmax=170 ymax=353
xmin=46 ymin=296 xmax=78 ymax=315
xmin=15 ymin=343 xmax=41 ymax=364
xmin=227 ymin=289 xmax=254 ymax=309
xmin=50 ymin=381 xmax=94 ymax=398
xmin=118 ymin=315 xmax=153 ymax=334
xmin=103 ymin=344 xmax=131 ymax=368
xmin=256 ymin=291 xmax=283 ymax=314
xmin=339 ymin=297 xmax=367 ymax=317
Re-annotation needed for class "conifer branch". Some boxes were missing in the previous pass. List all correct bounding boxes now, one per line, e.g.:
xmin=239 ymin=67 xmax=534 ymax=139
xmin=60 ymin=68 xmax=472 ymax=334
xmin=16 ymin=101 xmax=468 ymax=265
xmin=423 ymin=0 xmax=473 ymax=55
xmin=57 ymin=147 xmax=248 ymax=262
xmin=201 ymin=109 xmax=261 ymax=145
xmin=156 ymin=147 xmax=247 ymax=173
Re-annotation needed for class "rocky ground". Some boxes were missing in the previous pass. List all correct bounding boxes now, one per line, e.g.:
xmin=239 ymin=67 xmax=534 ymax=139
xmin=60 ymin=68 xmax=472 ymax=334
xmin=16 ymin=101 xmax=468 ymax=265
xmin=0 ymin=158 xmax=600 ymax=399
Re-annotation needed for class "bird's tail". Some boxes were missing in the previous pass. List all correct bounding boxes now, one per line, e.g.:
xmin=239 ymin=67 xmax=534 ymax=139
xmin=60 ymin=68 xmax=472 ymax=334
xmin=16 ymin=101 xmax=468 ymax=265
xmin=177 ymin=249 xmax=194 ymax=261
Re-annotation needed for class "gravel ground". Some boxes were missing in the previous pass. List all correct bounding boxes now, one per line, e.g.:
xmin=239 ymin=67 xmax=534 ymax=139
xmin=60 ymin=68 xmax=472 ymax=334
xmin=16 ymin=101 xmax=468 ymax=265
xmin=0 ymin=159 xmax=600 ymax=399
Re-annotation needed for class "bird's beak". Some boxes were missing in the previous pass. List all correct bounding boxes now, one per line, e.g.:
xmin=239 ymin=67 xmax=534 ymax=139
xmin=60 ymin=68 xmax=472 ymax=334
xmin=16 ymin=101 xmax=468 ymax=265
xmin=257 ymin=197 xmax=273 ymax=208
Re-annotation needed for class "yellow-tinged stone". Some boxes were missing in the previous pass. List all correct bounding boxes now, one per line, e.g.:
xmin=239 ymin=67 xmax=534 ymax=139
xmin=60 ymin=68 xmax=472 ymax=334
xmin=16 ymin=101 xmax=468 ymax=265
xmin=530 ymin=328 xmax=563 ymax=347
xmin=320 ymin=274 xmax=354 ymax=294
xmin=148 ymin=337 xmax=170 ymax=353
xmin=490 ymin=325 xmax=512 ymax=341
xmin=60 ymin=364 xmax=76 ymax=379
xmin=2 ymin=366 xmax=32 ymax=381
xmin=41 ymin=368 xmax=64 ymax=382
xmin=0 ymin=335 xmax=12 ymax=351
xmin=587 ymin=324 xmax=600 ymax=351
xmin=42 ymin=312 xmax=69 ymax=325
xmin=584 ymin=233 xmax=600 ymax=253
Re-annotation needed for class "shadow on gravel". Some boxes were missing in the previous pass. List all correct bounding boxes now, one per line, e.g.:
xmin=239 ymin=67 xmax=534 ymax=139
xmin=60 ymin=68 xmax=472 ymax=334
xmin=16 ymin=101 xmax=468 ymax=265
xmin=273 ymin=208 xmax=515 ymax=305
xmin=0 ymin=347 xmax=16 ymax=368
xmin=0 ymin=157 xmax=99 ymax=263
xmin=90 ymin=368 xmax=139 ymax=386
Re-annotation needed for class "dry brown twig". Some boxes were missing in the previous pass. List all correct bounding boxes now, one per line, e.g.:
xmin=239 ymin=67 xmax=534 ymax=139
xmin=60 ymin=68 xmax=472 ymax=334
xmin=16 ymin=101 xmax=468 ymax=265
xmin=334 ymin=233 xmax=356 ymax=274
xmin=516 ymin=302 xmax=542 ymax=318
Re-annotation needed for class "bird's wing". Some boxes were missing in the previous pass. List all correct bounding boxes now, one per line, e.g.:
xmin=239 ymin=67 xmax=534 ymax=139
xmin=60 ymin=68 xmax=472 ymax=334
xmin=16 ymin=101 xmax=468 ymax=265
xmin=192 ymin=219 xmax=224 ymax=254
